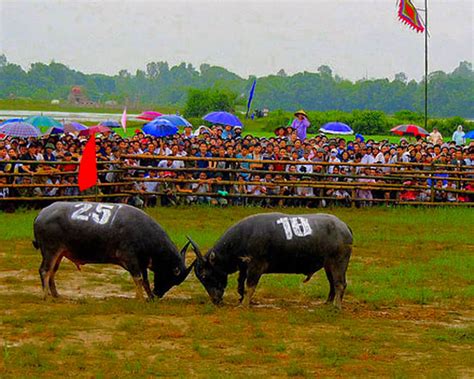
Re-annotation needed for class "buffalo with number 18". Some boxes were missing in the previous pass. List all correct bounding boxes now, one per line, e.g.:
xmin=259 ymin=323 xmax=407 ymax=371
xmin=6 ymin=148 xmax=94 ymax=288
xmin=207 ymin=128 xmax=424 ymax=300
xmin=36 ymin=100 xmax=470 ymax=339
xmin=188 ymin=213 xmax=353 ymax=309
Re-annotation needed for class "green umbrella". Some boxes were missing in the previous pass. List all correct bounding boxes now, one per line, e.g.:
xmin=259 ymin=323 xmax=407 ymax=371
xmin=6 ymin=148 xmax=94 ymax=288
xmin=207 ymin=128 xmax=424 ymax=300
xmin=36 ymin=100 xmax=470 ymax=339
xmin=25 ymin=115 xmax=62 ymax=128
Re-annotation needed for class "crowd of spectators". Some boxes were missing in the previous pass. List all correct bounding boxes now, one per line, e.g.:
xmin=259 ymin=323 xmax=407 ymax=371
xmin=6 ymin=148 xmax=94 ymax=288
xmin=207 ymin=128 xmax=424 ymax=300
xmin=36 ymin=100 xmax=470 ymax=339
xmin=0 ymin=121 xmax=473 ymax=211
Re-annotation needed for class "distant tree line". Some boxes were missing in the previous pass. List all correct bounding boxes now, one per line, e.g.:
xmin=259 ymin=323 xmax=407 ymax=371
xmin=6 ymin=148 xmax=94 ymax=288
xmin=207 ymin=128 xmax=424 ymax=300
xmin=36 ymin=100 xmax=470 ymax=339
xmin=182 ymin=88 xmax=472 ymax=136
xmin=0 ymin=54 xmax=472 ymax=118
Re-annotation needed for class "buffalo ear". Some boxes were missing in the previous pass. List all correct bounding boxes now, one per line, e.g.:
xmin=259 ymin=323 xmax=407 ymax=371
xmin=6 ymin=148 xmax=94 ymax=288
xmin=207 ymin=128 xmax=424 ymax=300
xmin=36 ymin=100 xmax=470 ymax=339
xmin=173 ymin=267 xmax=181 ymax=276
xmin=209 ymin=251 xmax=216 ymax=265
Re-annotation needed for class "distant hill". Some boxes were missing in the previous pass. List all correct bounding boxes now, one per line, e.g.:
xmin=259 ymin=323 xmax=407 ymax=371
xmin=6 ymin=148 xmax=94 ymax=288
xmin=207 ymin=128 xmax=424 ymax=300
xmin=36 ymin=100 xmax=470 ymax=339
xmin=0 ymin=54 xmax=472 ymax=118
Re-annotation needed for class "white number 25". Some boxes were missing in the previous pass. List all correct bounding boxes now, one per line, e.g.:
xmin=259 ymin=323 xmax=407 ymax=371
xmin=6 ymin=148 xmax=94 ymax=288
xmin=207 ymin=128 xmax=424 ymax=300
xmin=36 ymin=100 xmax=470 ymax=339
xmin=276 ymin=217 xmax=312 ymax=240
xmin=71 ymin=204 xmax=115 ymax=225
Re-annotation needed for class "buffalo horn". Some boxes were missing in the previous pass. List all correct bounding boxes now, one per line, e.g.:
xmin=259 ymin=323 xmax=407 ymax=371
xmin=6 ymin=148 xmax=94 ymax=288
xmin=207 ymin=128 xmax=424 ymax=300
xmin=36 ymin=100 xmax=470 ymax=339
xmin=186 ymin=235 xmax=204 ymax=261
xmin=179 ymin=240 xmax=192 ymax=261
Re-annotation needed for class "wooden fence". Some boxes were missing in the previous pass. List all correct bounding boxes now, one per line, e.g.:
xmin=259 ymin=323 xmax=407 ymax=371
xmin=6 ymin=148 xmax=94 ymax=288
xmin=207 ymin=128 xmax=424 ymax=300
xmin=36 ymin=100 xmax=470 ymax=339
xmin=0 ymin=155 xmax=473 ymax=207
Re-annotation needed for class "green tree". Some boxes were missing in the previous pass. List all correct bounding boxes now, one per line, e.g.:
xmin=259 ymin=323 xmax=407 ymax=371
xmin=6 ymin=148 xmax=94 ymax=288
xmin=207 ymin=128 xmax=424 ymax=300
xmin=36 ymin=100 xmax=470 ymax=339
xmin=351 ymin=110 xmax=388 ymax=134
xmin=183 ymin=88 xmax=237 ymax=118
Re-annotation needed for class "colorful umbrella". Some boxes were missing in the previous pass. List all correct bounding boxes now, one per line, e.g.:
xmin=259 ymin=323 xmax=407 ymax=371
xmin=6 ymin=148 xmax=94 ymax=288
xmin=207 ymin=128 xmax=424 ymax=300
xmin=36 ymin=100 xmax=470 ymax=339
xmin=0 ymin=121 xmax=41 ymax=138
xmin=320 ymin=122 xmax=353 ymax=135
xmin=391 ymin=124 xmax=429 ymax=137
xmin=100 ymin=120 xmax=121 ymax=128
xmin=0 ymin=118 xmax=24 ymax=126
xmin=63 ymin=122 xmax=88 ymax=133
xmin=78 ymin=125 xmax=112 ymax=137
xmin=142 ymin=119 xmax=178 ymax=137
xmin=136 ymin=111 xmax=163 ymax=121
xmin=155 ymin=115 xmax=192 ymax=127
xmin=203 ymin=111 xmax=242 ymax=127
xmin=25 ymin=115 xmax=62 ymax=128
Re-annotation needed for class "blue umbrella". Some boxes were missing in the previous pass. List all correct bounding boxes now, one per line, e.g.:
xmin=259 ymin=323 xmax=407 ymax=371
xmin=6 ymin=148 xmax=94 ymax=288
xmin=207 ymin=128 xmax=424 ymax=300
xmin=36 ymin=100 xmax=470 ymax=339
xmin=464 ymin=130 xmax=474 ymax=139
xmin=155 ymin=115 xmax=192 ymax=127
xmin=142 ymin=119 xmax=178 ymax=137
xmin=203 ymin=111 xmax=242 ymax=127
xmin=0 ymin=118 xmax=24 ymax=126
xmin=100 ymin=120 xmax=121 ymax=128
xmin=320 ymin=122 xmax=353 ymax=135
xmin=0 ymin=121 xmax=41 ymax=138
xmin=43 ymin=126 xmax=65 ymax=136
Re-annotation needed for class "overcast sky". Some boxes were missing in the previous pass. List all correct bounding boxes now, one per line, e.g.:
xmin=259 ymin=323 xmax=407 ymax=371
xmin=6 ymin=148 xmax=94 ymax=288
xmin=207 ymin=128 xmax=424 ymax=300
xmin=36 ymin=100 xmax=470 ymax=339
xmin=0 ymin=0 xmax=472 ymax=81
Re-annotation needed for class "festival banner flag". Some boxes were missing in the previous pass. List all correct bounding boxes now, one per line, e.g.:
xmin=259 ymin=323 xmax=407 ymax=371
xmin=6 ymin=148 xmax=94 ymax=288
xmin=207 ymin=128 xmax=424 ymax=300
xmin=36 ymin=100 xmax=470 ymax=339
xmin=246 ymin=79 xmax=257 ymax=118
xmin=398 ymin=0 xmax=425 ymax=33
xmin=78 ymin=133 xmax=98 ymax=191
xmin=121 ymin=107 xmax=127 ymax=132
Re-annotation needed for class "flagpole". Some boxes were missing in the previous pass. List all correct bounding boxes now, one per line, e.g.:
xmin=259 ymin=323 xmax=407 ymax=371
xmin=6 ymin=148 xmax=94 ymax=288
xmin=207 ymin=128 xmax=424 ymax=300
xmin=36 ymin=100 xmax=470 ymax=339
xmin=424 ymin=0 xmax=428 ymax=130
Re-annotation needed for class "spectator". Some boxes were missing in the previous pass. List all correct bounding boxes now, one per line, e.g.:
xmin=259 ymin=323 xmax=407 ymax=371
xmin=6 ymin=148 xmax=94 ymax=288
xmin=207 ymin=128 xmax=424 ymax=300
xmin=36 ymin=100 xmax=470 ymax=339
xmin=429 ymin=128 xmax=443 ymax=145
xmin=452 ymin=125 xmax=465 ymax=146
xmin=192 ymin=171 xmax=212 ymax=204
xmin=291 ymin=110 xmax=310 ymax=141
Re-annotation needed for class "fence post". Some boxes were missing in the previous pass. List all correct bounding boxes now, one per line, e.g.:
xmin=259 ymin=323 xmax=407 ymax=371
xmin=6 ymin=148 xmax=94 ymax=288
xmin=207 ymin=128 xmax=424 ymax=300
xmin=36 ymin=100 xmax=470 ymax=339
xmin=430 ymin=163 xmax=435 ymax=204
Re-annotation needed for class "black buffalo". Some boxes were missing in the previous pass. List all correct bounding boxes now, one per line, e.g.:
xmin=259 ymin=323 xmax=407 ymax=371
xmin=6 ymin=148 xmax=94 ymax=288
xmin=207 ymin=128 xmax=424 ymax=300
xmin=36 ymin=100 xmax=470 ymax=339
xmin=33 ymin=202 xmax=194 ymax=300
xmin=188 ymin=213 xmax=353 ymax=309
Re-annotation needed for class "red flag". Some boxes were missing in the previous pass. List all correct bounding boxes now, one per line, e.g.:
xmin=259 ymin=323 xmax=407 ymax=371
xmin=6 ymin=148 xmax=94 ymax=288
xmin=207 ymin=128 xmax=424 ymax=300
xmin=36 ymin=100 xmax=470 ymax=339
xmin=398 ymin=0 xmax=425 ymax=33
xmin=78 ymin=134 xmax=97 ymax=191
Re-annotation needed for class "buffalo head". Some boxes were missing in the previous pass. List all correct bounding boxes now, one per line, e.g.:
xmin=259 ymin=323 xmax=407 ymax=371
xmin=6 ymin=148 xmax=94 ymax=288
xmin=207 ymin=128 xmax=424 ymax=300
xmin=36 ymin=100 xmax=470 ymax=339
xmin=187 ymin=236 xmax=227 ymax=305
xmin=153 ymin=240 xmax=195 ymax=298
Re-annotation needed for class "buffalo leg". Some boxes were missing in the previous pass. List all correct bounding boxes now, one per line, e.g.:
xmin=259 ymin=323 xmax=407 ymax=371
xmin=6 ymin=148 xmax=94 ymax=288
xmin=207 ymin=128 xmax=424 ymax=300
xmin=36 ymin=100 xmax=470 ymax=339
xmin=242 ymin=265 xmax=264 ymax=307
xmin=124 ymin=259 xmax=146 ymax=300
xmin=326 ymin=245 xmax=351 ymax=310
xmin=39 ymin=250 xmax=62 ymax=299
xmin=332 ymin=270 xmax=347 ymax=310
xmin=39 ymin=257 xmax=49 ymax=298
xmin=140 ymin=268 xmax=154 ymax=300
xmin=324 ymin=266 xmax=335 ymax=304
xmin=237 ymin=268 xmax=247 ymax=303
xmin=49 ymin=256 xmax=63 ymax=298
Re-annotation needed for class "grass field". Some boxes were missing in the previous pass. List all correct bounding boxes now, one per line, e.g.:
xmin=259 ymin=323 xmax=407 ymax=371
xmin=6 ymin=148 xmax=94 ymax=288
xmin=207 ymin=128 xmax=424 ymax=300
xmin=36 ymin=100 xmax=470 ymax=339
xmin=0 ymin=206 xmax=472 ymax=377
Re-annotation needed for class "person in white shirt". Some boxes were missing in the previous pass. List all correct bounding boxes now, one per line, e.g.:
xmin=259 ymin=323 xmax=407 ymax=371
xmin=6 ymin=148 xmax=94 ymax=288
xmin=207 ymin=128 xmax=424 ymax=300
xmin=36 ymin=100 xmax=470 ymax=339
xmin=327 ymin=149 xmax=341 ymax=174
xmin=158 ymin=158 xmax=183 ymax=170
xmin=452 ymin=125 xmax=465 ymax=146
xmin=428 ymin=128 xmax=443 ymax=145
xmin=154 ymin=144 xmax=172 ymax=156
xmin=361 ymin=146 xmax=375 ymax=165
xmin=372 ymin=147 xmax=385 ymax=164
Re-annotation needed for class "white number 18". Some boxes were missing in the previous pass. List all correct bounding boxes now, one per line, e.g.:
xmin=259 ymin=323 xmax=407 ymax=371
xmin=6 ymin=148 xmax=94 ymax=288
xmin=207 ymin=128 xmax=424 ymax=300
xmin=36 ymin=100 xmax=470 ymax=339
xmin=276 ymin=217 xmax=312 ymax=240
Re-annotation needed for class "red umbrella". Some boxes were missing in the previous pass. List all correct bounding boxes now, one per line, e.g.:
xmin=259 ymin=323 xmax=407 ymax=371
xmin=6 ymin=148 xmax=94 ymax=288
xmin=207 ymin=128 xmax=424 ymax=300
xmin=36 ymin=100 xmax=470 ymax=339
xmin=390 ymin=124 xmax=429 ymax=137
xmin=78 ymin=125 xmax=112 ymax=137
xmin=136 ymin=111 xmax=162 ymax=121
